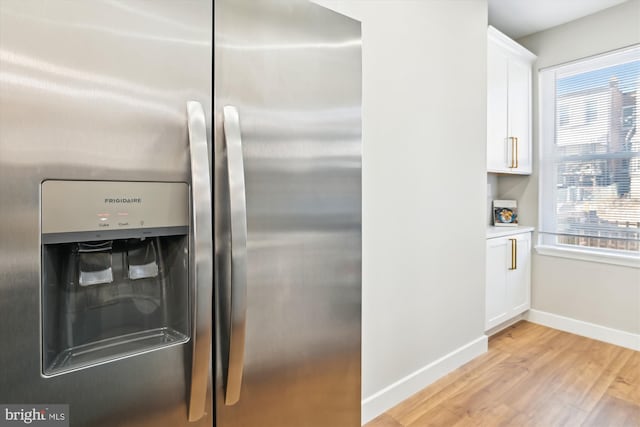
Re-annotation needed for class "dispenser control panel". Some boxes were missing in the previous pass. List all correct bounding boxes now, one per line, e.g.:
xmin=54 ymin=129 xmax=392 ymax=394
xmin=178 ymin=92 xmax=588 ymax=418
xmin=41 ymin=180 xmax=189 ymax=243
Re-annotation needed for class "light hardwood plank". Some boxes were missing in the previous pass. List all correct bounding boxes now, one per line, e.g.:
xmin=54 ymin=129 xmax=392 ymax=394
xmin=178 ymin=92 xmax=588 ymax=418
xmin=365 ymin=321 xmax=640 ymax=427
xmin=366 ymin=413 xmax=403 ymax=427
xmin=552 ymin=341 xmax=632 ymax=412
xmin=606 ymin=351 xmax=640 ymax=405
xmin=582 ymin=395 xmax=640 ymax=427
xmin=388 ymin=351 xmax=511 ymax=425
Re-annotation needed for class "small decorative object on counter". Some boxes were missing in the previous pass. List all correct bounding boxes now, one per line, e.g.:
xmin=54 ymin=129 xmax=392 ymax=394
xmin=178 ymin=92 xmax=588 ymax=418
xmin=493 ymin=200 xmax=518 ymax=226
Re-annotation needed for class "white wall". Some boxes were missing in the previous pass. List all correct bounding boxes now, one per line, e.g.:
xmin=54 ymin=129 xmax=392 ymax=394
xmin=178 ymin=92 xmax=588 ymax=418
xmin=500 ymin=0 xmax=640 ymax=334
xmin=314 ymin=0 xmax=488 ymax=423
xmin=487 ymin=173 xmax=498 ymax=225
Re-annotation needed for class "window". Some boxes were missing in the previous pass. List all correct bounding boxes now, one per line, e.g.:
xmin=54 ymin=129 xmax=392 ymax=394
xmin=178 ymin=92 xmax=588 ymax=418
xmin=623 ymin=105 xmax=635 ymax=129
xmin=585 ymin=100 xmax=598 ymax=123
xmin=558 ymin=106 xmax=570 ymax=127
xmin=539 ymin=46 xmax=640 ymax=262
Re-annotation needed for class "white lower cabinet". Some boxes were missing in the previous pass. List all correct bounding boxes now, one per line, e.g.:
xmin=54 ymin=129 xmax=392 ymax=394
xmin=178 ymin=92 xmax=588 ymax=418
xmin=485 ymin=231 xmax=531 ymax=330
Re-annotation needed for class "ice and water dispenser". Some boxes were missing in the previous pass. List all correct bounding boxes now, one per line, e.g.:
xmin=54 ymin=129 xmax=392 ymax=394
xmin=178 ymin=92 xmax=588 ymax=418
xmin=41 ymin=180 xmax=190 ymax=376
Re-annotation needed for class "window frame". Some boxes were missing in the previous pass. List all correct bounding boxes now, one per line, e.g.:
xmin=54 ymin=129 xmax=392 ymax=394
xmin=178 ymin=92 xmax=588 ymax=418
xmin=537 ymin=45 xmax=640 ymax=269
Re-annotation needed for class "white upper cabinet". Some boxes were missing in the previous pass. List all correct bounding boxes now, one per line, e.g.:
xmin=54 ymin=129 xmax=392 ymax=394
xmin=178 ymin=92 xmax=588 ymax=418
xmin=487 ymin=26 xmax=536 ymax=174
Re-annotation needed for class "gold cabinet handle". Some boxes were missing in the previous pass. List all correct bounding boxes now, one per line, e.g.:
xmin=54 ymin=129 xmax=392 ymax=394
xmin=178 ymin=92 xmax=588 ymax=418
xmin=508 ymin=137 xmax=516 ymax=168
xmin=508 ymin=238 xmax=517 ymax=270
xmin=514 ymin=137 xmax=519 ymax=169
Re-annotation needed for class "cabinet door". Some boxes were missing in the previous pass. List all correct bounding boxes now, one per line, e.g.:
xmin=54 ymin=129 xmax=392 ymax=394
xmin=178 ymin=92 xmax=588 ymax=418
xmin=486 ymin=237 xmax=510 ymax=329
xmin=507 ymin=59 xmax=532 ymax=174
xmin=507 ymin=233 xmax=531 ymax=317
xmin=487 ymin=42 xmax=509 ymax=173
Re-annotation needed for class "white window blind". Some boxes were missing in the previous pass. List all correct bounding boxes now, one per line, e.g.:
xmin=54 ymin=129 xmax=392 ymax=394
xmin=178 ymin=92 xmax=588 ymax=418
xmin=539 ymin=46 xmax=640 ymax=257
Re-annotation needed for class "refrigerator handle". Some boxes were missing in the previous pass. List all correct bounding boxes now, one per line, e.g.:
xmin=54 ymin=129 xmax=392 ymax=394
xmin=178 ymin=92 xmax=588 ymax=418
xmin=186 ymin=101 xmax=213 ymax=422
xmin=222 ymin=105 xmax=248 ymax=406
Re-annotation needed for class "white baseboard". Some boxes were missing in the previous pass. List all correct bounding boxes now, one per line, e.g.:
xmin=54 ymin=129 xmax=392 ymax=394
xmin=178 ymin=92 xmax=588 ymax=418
xmin=361 ymin=335 xmax=488 ymax=425
xmin=526 ymin=309 xmax=640 ymax=351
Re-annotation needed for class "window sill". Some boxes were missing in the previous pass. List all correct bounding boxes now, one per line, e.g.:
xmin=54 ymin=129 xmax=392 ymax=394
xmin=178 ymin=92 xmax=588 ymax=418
xmin=535 ymin=245 xmax=640 ymax=269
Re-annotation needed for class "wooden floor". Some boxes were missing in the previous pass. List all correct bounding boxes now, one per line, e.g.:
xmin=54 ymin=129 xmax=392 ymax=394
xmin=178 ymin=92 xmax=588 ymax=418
xmin=366 ymin=321 xmax=640 ymax=427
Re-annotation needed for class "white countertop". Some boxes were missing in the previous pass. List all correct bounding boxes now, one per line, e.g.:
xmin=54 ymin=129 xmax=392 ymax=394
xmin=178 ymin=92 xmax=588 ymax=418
xmin=487 ymin=225 xmax=535 ymax=239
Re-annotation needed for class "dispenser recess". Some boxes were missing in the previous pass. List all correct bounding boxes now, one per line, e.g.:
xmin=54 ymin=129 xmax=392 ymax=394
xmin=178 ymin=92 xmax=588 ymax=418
xmin=40 ymin=180 xmax=190 ymax=376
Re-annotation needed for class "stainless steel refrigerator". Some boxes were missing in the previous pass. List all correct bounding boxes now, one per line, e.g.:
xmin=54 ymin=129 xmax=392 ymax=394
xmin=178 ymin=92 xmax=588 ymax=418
xmin=0 ymin=1 xmax=213 ymax=426
xmin=0 ymin=0 xmax=360 ymax=425
xmin=214 ymin=0 xmax=362 ymax=426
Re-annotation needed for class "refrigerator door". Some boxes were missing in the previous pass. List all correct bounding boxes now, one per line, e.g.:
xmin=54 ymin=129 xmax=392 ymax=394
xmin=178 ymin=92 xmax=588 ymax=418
xmin=0 ymin=1 xmax=212 ymax=426
xmin=214 ymin=1 xmax=362 ymax=426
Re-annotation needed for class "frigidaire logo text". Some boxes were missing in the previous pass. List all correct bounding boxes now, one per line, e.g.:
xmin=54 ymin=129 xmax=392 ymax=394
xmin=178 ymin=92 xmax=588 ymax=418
xmin=104 ymin=197 xmax=142 ymax=204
